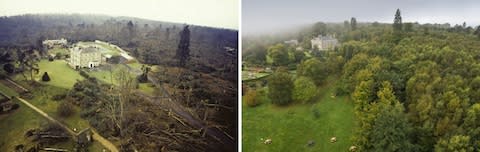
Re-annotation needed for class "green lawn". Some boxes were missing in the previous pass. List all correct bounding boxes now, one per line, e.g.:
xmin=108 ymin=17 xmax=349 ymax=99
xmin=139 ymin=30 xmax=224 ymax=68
xmin=138 ymin=83 xmax=155 ymax=95
xmin=0 ymin=99 xmax=44 ymax=151
xmin=47 ymin=48 xmax=69 ymax=56
xmin=0 ymin=79 xmax=106 ymax=151
xmin=242 ymin=82 xmax=355 ymax=152
xmin=37 ymin=60 xmax=84 ymax=89
xmin=88 ymin=68 xmax=116 ymax=84
xmin=27 ymin=85 xmax=90 ymax=129
xmin=87 ymin=64 xmax=137 ymax=85
xmin=242 ymin=71 xmax=270 ymax=81
xmin=2 ymin=61 xmax=108 ymax=151
xmin=0 ymin=96 xmax=86 ymax=151
xmin=0 ymin=82 xmax=19 ymax=97
xmin=77 ymin=41 xmax=121 ymax=56
xmin=127 ymin=61 xmax=143 ymax=69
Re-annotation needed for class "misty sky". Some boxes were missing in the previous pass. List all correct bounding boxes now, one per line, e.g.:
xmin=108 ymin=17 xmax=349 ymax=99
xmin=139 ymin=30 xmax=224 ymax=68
xmin=243 ymin=0 xmax=480 ymax=35
xmin=0 ymin=0 xmax=238 ymax=29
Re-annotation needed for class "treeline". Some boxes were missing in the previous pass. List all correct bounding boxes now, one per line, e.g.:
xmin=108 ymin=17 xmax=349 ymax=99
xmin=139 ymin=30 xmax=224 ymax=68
xmin=243 ymin=16 xmax=480 ymax=68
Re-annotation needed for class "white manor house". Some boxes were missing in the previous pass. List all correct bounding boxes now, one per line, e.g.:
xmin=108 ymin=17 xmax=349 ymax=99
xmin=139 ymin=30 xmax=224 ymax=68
xmin=45 ymin=39 xmax=134 ymax=69
xmin=311 ymin=35 xmax=339 ymax=50
xmin=69 ymin=45 xmax=102 ymax=69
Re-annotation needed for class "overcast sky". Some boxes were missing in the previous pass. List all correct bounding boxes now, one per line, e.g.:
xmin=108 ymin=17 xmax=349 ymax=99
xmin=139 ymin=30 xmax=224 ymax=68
xmin=243 ymin=0 xmax=480 ymax=35
xmin=0 ymin=0 xmax=238 ymax=29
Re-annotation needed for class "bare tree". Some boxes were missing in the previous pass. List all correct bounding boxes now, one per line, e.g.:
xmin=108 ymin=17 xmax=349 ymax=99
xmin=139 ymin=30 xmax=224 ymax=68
xmin=105 ymin=67 xmax=137 ymax=138
xmin=17 ymin=50 xmax=39 ymax=82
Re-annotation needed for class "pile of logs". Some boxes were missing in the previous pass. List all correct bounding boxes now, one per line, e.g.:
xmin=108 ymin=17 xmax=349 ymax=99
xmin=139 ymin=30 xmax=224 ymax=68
xmin=24 ymin=124 xmax=70 ymax=144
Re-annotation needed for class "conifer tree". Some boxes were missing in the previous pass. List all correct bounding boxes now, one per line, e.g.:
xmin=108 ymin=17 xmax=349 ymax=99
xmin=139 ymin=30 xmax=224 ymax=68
xmin=175 ymin=25 xmax=191 ymax=67
xmin=393 ymin=9 xmax=403 ymax=32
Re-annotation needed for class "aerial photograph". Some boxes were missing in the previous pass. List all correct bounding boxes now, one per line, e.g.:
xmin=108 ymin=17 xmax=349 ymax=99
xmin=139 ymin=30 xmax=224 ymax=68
xmin=0 ymin=0 xmax=238 ymax=151
xmin=242 ymin=0 xmax=480 ymax=151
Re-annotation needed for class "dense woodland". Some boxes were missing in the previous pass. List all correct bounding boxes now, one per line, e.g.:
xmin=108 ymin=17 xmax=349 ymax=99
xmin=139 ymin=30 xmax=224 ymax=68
xmin=0 ymin=14 xmax=237 ymax=151
xmin=244 ymin=9 xmax=480 ymax=151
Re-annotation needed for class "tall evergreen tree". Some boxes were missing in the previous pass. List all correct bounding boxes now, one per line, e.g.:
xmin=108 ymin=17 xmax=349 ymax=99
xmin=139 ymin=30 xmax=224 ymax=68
xmin=393 ymin=9 xmax=403 ymax=32
xmin=175 ymin=25 xmax=191 ymax=67
xmin=351 ymin=17 xmax=357 ymax=31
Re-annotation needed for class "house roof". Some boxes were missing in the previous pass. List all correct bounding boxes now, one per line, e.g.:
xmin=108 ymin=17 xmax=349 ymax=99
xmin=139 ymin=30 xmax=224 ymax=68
xmin=81 ymin=47 xmax=98 ymax=53
xmin=74 ymin=46 xmax=99 ymax=54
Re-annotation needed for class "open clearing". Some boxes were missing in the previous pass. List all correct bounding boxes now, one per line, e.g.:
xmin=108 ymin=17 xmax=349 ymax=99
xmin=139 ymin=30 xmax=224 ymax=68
xmin=242 ymin=80 xmax=355 ymax=152
xmin=37 ymin=60 xmax=84 ymax=89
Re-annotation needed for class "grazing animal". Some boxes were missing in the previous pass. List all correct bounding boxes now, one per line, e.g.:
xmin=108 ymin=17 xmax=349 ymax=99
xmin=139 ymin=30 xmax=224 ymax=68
xmin=330 ymin=137 xmax=337 ymax=143
xmin=349 ymin=146 xmax=357 ymax=152
xmin=264 ymin=138 xmax=272 ymax=145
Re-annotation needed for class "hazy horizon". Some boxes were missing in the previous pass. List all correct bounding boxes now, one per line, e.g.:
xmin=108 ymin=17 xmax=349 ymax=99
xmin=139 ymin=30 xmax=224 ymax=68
xmin=243 ymin=0 xmax=480 ymax=35
xmin=0 ymin=0 xmax=239 ymax=30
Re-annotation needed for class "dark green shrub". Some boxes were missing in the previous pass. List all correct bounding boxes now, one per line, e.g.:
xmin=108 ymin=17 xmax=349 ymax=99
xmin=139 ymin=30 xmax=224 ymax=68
xmin=41 ymin=72 xmax=50 ymax=81
xmin=57 ymin=101 xmax=75 ymax=118
xmin=244 ymin=89 xmax=260 ymax=107
xmin=79 ymin=70 xmax=89 ymax=78
xmin=267 ymin=70 xmax=293 ymax=105
xmin=51 ymin=93 xmax=67 ymax=101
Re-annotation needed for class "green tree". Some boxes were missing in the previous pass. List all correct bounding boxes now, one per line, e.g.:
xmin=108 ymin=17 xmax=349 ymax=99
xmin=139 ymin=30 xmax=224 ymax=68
xmin=404 ymin=22 xmax=413 ymax=32
xmin=267 ymin=70 xmax=293 ymax=105
xmin=369 ymin=82 xmax=415 ymax=151
xmin=17 ymin=50 xmax=39 ymax=82
xmin=326 ymin=55 xmax=345 ymax=74
xmin=354 ymin=81 xmax=416 ymax=151
xmin=434 ymin=135 xmax=473 ymax=152
xmin=344 ymin=20 xmax=350 ymax=30
xmin=292 ymin=50 xmax=305 ymax=63
xmin=244 ymin=44 xmax=267 ymax=65
xmin=474 ymin=26 xmax=480 ymax=38
xmin=351 ymin=17 xmax=357 ymax=31
xmin=266 ymin=44 xmax=289 ymax=66
xmin=293 ymin=77 xmax=317 ymax=103
xmin=462 ymin=104 xmax=480 ymax=148
xmin=393 ymin=9 xmax=403 ymax=32
xmin=297 ymin=58 xmax=328 ymax=85
xmin=244 ymin=89 xmax=260 ymax=107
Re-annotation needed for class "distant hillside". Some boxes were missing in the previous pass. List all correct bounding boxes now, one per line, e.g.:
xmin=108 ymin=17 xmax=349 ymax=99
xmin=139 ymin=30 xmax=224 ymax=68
xmin=0 ymin=14 xmax=238 ymax=81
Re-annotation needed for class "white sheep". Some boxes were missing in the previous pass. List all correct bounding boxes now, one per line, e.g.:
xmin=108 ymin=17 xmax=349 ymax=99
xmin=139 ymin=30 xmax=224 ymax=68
xmin=330 ymin=137 xmax=337 ymax=143
xmin=264 ymin=138 xmax=272 ymax=145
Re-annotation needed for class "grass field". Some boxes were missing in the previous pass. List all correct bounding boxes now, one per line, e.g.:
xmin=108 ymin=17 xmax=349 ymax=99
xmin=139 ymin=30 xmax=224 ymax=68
xmin=87 ymin=64 xmax=138 ymax=85
xmin=27 ymin=85 xmax=90 ymax=129
xmin=0 ymin=99 xmax=103 ymax=151
xmin=242 ymin=71 xmax=270 ymax=81
xmin=242 ymin=80 xmax=355 ymax=152
xmin=127 ymin=61 xmax=143 ymax=69
xmin=0 ymin=80 xmax=107 ymax=151
xmin=0 ymin=82 xmax=19 ymax=97
xmin=0 ymin=98 xmax=44 ymax=151
xmin=1 ymin=60 xmax=108 ymax=151
xmin=77 ymin=41 xmax=120 ymax=56
xmin=37 ymin=60 xmax=84 ymax=89
xmin=47 ymin=48 xmax=69 ymax=56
